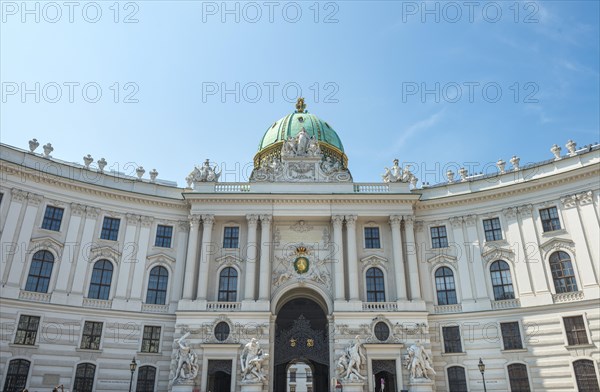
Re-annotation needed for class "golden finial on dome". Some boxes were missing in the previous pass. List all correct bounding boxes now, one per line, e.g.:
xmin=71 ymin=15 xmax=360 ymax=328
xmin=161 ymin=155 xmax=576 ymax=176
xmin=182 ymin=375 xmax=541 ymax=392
xmin=295 ymin=97 xmax=306 ymax=113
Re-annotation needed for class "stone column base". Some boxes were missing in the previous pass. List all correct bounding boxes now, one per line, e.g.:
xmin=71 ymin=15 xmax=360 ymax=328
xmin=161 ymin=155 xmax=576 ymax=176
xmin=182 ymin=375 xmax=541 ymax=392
xmin=172 ymin=383 xmax=195 ymax=392
xmin=408 ymin=378 xmax=435 ymax=392
xmin=240 ymin=382 xmax=264 ymax=392
xmin=341 ymin=381 xmax=366 ymax=392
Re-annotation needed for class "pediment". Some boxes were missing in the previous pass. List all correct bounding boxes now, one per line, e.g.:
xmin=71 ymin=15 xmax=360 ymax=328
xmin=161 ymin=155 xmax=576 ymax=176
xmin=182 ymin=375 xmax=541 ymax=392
xmin=29 ymin=236 xmax=64 ymax=258
xmin=147 ymin=253 xmax=176 ymax=265
xmin=427 ymin=254 xmax=457 ymax=264
xmin=540 ymin=237 xmax=575 ymax=257
xmin=89 ymin=246 xmax=121 ymax=262
xmin=360 ymin=255 xmax=388 ymax=265
xmin=481 ymin=247 xmax=515 ymax=263
xmin=216 ymin=254 xmax=244 ymax=265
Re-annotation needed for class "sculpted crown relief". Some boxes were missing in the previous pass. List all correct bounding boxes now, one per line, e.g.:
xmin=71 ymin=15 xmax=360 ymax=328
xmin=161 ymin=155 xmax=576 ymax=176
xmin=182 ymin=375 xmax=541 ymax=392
xmin=382 ymin=159 xmax=418 ymax=185
xmin=186 ymin=159 xmax=221 ymax=188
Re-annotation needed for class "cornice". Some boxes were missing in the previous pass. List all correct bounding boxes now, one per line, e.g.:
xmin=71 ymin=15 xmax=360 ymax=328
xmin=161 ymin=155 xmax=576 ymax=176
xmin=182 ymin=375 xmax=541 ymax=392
xmin=415 ymin=165 xmax=599 ymax=211
xmin=2 ymin=161 xmax=188 ymax=211
xmin=183 ymin=193 xmax=420 ymax=205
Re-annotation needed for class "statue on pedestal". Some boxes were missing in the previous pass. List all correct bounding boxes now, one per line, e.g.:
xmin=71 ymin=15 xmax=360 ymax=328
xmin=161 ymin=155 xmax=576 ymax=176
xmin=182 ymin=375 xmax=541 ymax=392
xmin=172 ymin=332 xmax=199 ymax=383
xmin=404 ymin=342 xmax=436 ymax=380
xmin=336 ymin=336 xmax=367 ymax=381
xmin=240 ymin=338 xmax=269 ymax=383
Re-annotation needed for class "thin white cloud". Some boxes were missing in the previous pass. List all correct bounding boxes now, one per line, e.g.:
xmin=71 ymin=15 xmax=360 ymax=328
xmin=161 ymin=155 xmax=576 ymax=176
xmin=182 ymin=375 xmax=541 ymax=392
xmin=393 ymin=109 xmax=445 ymax=150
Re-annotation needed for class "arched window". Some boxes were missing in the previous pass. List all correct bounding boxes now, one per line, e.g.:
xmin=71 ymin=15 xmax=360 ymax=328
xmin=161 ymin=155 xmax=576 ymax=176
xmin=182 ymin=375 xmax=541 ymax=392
xmin=3 ymin=359 xmax=30 ymax=392
xmin=366 ymin=267 xmax=385 ymax=302
xmin=573 ymin=360 xmax=600 ymax=392
xmin=88 ymin=260 xmax=113 ymax=300
xmin=136 ymin=365 xmax=157 ymax=392
xmin=508 ymin=363 xmax=531 ymax=392
xmin=146 ymin=266 xmax=169 ymax=305
xmin=549 ymin=251 xmax=578 ymax=293
xmin=73 ymin=363 xmax=96 ymax=392
xmin=490 ymin=260 xmax=515 ymax=300
xmin=25 ymin=250 xmax=54 ymax=293
xmin=435 ymin=267 xmax=457 ymax=305
xmin=447 ymin=366 xmax=467 ymax=392
xmin=218 ymin=267 xmax=238 ymax=302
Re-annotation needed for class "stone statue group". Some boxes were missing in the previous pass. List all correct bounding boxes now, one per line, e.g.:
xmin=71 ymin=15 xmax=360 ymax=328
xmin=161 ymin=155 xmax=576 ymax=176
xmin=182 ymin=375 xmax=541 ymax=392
xmin=240 ymin=338 xmax=269 ymax=383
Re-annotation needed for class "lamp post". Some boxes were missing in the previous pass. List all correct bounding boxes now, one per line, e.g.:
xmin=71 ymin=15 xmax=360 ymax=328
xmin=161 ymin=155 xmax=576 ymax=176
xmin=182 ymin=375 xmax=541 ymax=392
xmin=128 ymin=356 xmax=137 ymax=392
xmin=478 ymin=358 xmax=487 ymax=392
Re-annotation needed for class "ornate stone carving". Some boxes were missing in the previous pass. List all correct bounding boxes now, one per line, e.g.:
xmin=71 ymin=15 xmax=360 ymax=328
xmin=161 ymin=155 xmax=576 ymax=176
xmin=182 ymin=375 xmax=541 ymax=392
xmin=560 ymin=195 xmax=578 ymax=209
xmin=364 ymin=316 xmax=401 ymax=344
xmin=186 ymin=159 xmax=221 ymax=188
xmin=290 ymin=220 xmax=312 ymax=232
xmin=463 ymin=215 xmax=477 ymax=226
xmin=510 ymin=155 xmax=520 ymax=171
xmin=85 ymin=207 xmax=100 ymax=219
xmin=497 ymin=159 xmax=506 ymax=174
xmin=502 ymin=207 xmax=517 ymax=219
xmin=345 ymin=215 xmax=357 ymax=226
xmin=404 ymin=342 xmax=436 ymax=381
xmin=202 ymin=214 xmax=215 ymax=226
xmin=188 ymin=214 xmax=201 ymax=226
xmin=577 ymin=190 xmax=593 ymax=205
xmin=259 ymin=214 xmax=272 ymax=225
xmin=172 ymin=332 xmax=199 ymax=383
xmin=551 ymin=144 xmax=562 ymax=160
xmin=517 ymin=204 xmax=533 ymax=217
xmin=272 ymin=245 xmax=330 ymax=290
xmin=281 ymin=127 xmax=321 ymax=158
xmin=246 ymin=214 xmax=259 ymax=225
xmin=140 ymin=215 xmax=154 ymax=227
xmin=27 ymin=193 xmax=43 ymax=206
xmin=126 ymin=213 xmax=140 ymax=224
xmin=178 ymin=220 xmax=190 ymax=232
xmin=382 ymin=159 xmax=415 ymax=183
xmin=449 ymin=216 xmax=463 ymax=228
xmin=251 ymin=151 xmax=351 ymax=183
xmin=149 ymin=169 xmax=158 ymax=182
xmin=566 ymin=140 xmax=577 ymax=156
xmin=389 ymin=215 xmax=402 ymax=227
xmin=403 ymin=216 xmax=414 ymax=226
xmin=71 ymin=203 xmax=87 ymax=216
xmin=28 ymin=138 xmax=39 ymax=153
xmin=332 ymin=215 xmax=344 ymax=226
xmin=43 ymin=143 xmax=54 ymax=157
xmin=136 ymin=166 xmax=145 ymax=180
xmin=414 ymin=220 xmax=424 ymax=232
xmin=11 ymin=188 xmax=28 ymax=202
xmin=336 ymin=336 xmax=366 ymax=381
xmin=459 ymin=167 xmax=468 ymax=181
xmin=446 ymin=170 xmax=455 ymax=183
xmin=97 ymin=158 xmax=107 ymax=173
xmin=240 ymin=338 xmax=269 ymax=383
xmin=83 ymin=154 xmax=93 ymax=169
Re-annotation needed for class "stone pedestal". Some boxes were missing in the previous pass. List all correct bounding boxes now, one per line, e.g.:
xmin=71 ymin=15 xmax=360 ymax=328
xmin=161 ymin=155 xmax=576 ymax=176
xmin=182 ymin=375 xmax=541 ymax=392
xmin=240 ymin=382 xmax=263 ymax=392
xmin=341 ymin=381 xmax=366 ymax=392
xmin=172 ymin=383 xmax=195 ymax=392
xmin=408 ymin=378 xmax=435 ymax=392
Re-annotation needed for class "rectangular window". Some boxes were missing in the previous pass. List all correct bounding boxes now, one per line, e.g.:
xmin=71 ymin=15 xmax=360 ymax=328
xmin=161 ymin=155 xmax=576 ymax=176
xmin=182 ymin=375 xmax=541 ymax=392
xmin=141 ymin=325 xmax=161 ymax=353
xmin=442 ymin=326 xmax=462 ymax=353
xmin=80 ymin=321 xmax=103 ymax=350
xmin=41 ymin=206 xmax=64 ymax=231
xmin=100 ymin=217 xmax=120 ymax=241
xmin=14 ymin=315 xmax=40 ymax=345
xmin=431 ymin=226 xmax=448 ymax=248
xmin=540 ymin=207 xmax=562 ymax=232
xmin=223 ymin=227 xmax=239 ymax=249
xmin=501 ymin=322 xmax=523 ymax=350
xmin=289 ymin=371 xmax=296 ymax=382
xmin=154 ymin=225 xmax=173 ymax=248
xmin=483 ymin=217 xmax=503 ymax=241
xmin=564 ymin=316 xmax=589 ymax=346
xmin=364 ymin=227 xmax=381 ymax=249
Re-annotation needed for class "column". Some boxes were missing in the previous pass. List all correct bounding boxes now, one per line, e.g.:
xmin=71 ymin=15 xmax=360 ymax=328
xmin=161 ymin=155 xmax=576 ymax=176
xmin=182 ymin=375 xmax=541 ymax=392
xmin=196 ymin=214 xmax=214 ymax=300
xmin=54 ymin=203 xmax=85 ymax=293
xmin=129 ymin=216 xmax=153 ymax=299
xmin=345 ymin=215 xmax=359 ymax=301
xmin=448 ymin=217 xmax=474 ymax=302
xmin=403 ymin=217 xmax=422 ymax=300
xmin=70 ymin=206 xmax=100 ymax=295
xmin=332 ymin=215 xmax=345 ymax=300
xmin=502 ymin=207 xmax=533 ymax=296
xmin=172 ymin=221 xmax=190 ymax=301
xmin=115 ymin=213 xmax=139 ymax=299
xmin=0 ymin=189 xmax=26 ymax=285
xmin=517 ymin=205 xmax=551 ymax=295
xmin=463 ymin=215 xmax=489 ymax=300
xmin=258 ymin=214 xmax=272 ymax=300
xmin=244 ymin=214 xmax=259 ymax=301
xmin=560 ymin=195 xmax=597 ymax=287
xmin=389 ymin=215 xmax=407 ymax=301
xmin=577 ymin=191 xmax=600 ymax=278
xmin=182 ymin=214 xmax=201 ymax=300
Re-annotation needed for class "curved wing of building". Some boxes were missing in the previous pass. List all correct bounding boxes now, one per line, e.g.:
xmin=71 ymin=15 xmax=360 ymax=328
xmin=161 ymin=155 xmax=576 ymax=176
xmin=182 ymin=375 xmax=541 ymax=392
xmin=1 ymin=102 xmax=599 ymax=392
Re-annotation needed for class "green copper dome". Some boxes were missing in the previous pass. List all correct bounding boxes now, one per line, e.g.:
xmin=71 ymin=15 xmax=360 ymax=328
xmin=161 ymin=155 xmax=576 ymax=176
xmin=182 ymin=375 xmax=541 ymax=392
xmin=253 ymin=99 xmax=348 ymax=169
xmin=258 ymin=111 xmax=345 ymax=153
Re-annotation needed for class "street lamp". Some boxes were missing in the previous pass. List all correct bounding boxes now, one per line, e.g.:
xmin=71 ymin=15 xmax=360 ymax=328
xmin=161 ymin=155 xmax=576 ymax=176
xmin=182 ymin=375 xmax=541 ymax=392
xmin=478 ymin=358 xmax=487 ymax=392
xmin=128 ymin=356 xmax=137 ymax=392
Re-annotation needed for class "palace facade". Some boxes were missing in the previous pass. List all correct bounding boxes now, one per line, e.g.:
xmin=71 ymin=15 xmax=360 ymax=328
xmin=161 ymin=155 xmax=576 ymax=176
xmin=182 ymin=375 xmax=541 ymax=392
xmin=1 ymin=103 xmax=599 ymax=392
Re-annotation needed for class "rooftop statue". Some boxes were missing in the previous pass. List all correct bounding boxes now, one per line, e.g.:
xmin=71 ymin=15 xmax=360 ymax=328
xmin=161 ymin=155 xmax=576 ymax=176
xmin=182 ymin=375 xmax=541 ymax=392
xmin=382 ymin=159 xmax=415 ymax=183
xmin=186 ymin=159 xmax=221 ymax=187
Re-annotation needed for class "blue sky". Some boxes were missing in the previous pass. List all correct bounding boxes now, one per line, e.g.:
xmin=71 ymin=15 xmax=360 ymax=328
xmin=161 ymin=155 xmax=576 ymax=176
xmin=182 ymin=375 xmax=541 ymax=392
xmin=1 ymin=1 xmax=599 ymax=185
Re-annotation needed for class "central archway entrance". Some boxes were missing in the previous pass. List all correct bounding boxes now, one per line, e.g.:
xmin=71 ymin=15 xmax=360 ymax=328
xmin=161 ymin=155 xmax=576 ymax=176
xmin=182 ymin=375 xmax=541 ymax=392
xmin=274 ymin=297 xmax=329 ymax=392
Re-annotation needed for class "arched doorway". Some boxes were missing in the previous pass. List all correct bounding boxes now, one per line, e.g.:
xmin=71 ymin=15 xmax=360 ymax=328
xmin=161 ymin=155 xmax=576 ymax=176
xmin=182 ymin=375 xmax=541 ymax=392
xmin=274 ymin=297 xmax=329 ymax=392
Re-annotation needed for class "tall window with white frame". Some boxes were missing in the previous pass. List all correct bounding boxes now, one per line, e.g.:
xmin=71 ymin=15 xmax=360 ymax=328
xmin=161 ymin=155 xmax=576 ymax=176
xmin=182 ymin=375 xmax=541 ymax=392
xmin=490 ymin=260 xmax=515 ymax=300
xmin=430 ymin=226 xmax=448 ymax=248
xmin=25 ymin=250 xmax=55 ymax=293
xmin=540 ymin=207 xmax=562 ymax=232
xmin=500 ymin=322 xmax=523 ymax=350
xmin=3 ymin=359 xmax=30 ymax=392
xmin=507 ymin=363 xmax=531 ymax=392
xmin=365 ymin=267 xmax=386 ymax=302
xmin=146 ymin=266 xmax=168 ymax=305
xmin=364 ymin=227 xmax=380 ymax=248
xmin=100 ymin=217 xmax=120 ymax=241
xmin=447 ymin=366 xmax=467 ymax=392
xmin=136 ymin=366 xmax=157 ymax=392
xmin=573 ymin=359 xmax=600 ymax=392
xmin=218 ymin=267 xmax=238 ymax=302
xmin=154 ymin=225 xmax=173 ymax=248
xmin=73 ymin=363 xmax=96 ymax=392
xmin=141 ymin=325 xmax=161 ymax=353
xmin=80 ymin=321 xmax=103 ymax=350
xmin=88 ymin=259 xmax=113 ymax=300
xmin=41 ymin=205 xmax=64 ymax=231
xmin=223 ymin=227 xmax=239 ymax=248
xmin=14 ymin=315 xmax=40 ymax=346
xmin=549 ymin=251 xmax=578 ymax=293
xmin=563 ymin=315 xmax=589 ymax=346
xmin=483 ymin=217 xmax=503 ymax=241
xmin=435 ymin=267 xmax=457 ymax=305
xmin=442 ymin=326 xmax=462 ymax=353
